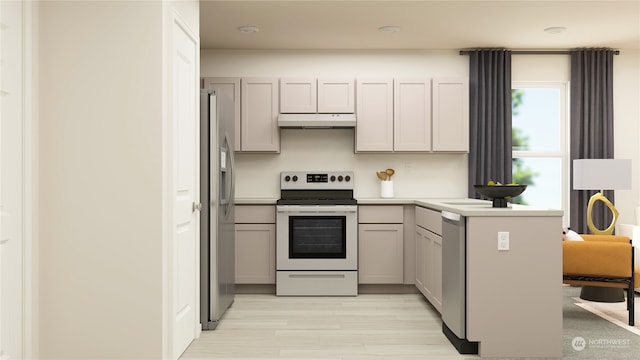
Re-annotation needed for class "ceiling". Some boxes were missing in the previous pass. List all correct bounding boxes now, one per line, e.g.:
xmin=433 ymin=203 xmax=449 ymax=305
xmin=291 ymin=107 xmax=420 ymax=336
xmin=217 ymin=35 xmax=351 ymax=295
xmin=199 ymin=0 xmax=640 ymax=51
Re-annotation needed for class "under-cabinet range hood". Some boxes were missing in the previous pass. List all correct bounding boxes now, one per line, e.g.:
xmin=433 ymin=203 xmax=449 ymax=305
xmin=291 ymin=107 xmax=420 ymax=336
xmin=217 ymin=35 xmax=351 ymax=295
xmin=277 ymin=113 xmax=356 ymax=128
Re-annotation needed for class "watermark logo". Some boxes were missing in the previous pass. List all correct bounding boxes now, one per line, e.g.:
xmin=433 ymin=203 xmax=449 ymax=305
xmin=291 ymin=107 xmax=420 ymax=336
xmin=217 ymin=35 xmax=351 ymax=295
xmin=571 ymin=336 xmax=631 ymax=351
xmin=572 ymin=337 xmax=586 ymax=351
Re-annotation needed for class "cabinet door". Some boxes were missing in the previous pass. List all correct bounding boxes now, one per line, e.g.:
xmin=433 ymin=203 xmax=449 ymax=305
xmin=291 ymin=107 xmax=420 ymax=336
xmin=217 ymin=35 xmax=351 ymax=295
xmin=356 ymin=79 xmax=394 ymax=152
xmin=241 ymin=78 xmax=280 ymax=152
xmin=235 ymin=205 xmax=276 ymax=224
xmin=432 ymin=233 xmax=443 ymax=313
xmin=318 ymin=78 xmax=355 ymax=113
xmin=432 ymin=77 xmax=469 ymax=152
xmin=415 ymin=226 xmax=428 ymax=295
xmin=359 ymin=224 xmax=404 ymax=284
xmin=202 ymin=77 xmax=241 ymax=152
xmin=359 ymin=205 xmax=403 ymax=224
xmin=416 ymin=225 xmax=441 ymax=313
xmin=235 ymin=224 xmax=276 ymax=284
xmin=422 ymin=228 xmax=435 ymax=299
xmin=394 ymin=79 xmax=431 ymax=151
xmin=280 ymin=78 xmax=317 ymax=113
xmin=415 ymin=206 xmax=442 ymax=235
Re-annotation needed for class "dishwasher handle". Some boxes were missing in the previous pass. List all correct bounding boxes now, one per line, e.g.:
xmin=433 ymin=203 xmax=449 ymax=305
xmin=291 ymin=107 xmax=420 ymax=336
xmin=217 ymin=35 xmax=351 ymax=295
xmin=442 ymin=210 xmax=462 ymax=222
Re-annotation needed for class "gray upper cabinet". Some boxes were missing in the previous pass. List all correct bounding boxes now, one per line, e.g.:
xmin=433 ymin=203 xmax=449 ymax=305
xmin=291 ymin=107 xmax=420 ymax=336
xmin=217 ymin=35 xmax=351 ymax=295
xmin=394 ymin=78 xmax=432 ymax=152
xmin=317 ymin=78 xmax=355 ymax=113
xmin=356 ymin=77 xmax=469 ymax=153
xmin=355 ymin=79 xmax=394 ymax=152
xmin=202 ymin=77 xmax=241 ymax=152
xmin=432 ymin=77 xmax=469 ymax=152
xmin=280 ymin=78 xmax=317 ymax=113
xmin=280 ymin=78 xmax=354 ymax=114
xmin=241 ymin=78 xmax=280 ymax=152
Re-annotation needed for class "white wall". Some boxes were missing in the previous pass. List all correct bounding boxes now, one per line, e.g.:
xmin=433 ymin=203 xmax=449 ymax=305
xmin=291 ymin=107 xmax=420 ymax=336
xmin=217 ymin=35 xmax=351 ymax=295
xmin=202 ymin=50 xmax=640 ymax=224
xmin=38 ymin=1 xmax=165 ymax=358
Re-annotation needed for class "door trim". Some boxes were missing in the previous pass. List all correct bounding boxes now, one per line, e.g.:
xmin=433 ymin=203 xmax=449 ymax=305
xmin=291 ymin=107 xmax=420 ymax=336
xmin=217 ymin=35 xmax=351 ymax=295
xmin=163 ymin=8 xmax=200 ymax=360
xmin=23 ymin=1 xmax=36 ymax=358
xmin=0 ymin=1 xmax=37 ymax=358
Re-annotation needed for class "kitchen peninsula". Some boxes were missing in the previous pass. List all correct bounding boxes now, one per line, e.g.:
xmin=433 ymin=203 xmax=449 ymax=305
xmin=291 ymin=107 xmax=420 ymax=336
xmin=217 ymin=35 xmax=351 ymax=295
xmin=236 ymin=197 xmax=563 ymax=358
xmin=361 ymin=198 xmax=563 ymax=358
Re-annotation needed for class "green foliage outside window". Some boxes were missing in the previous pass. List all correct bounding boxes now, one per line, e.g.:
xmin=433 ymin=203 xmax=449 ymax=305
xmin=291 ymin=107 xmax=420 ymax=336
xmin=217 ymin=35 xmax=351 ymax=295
xmin=511 ymin=89 xmax=539 ymax=205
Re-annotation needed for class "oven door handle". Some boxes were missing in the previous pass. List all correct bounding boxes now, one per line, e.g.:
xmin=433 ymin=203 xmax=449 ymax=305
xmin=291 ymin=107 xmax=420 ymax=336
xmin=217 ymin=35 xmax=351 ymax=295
xmin=278 ymin=210 xmax=356 ymax=214
xmin=277 ymin=206 xmax=357 ymax=214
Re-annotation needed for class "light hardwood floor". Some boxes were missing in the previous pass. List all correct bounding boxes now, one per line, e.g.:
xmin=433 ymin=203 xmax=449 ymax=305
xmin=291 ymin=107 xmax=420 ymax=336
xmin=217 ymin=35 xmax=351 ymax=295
xmin=180 ymin=294 xmax=477 ymax=359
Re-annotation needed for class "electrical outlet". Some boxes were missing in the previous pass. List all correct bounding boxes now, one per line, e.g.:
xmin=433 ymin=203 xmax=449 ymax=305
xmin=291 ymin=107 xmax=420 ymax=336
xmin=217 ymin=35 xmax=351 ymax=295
xmin=498 ymin=231 xmax=510 ymax=251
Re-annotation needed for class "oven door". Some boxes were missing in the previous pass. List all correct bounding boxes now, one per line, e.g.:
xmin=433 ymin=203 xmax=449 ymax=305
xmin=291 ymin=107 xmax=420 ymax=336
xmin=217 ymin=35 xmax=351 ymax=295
xmin=276 ymin=205 xmax=357 ymax=271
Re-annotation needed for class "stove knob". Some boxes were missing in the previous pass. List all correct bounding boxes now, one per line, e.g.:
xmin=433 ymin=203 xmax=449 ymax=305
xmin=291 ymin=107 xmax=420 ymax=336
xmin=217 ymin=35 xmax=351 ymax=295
xmin=330 ymin=175 xmax=336 ymax=182
xmin=285 ymin=175 xmax=291 ymax=182
xmin=292 ymin=175 xmax=298 ymax=182
xmin=338 ymin=175 xmax=344 ymax=182
xmin=345 ymin=175 xmax=351 ymax=182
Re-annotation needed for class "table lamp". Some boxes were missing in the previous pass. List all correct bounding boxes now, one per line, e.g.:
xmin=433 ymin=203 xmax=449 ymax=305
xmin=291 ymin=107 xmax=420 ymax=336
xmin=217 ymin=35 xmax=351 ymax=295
xmin=573 ymin=159 xmax=632 ymax=235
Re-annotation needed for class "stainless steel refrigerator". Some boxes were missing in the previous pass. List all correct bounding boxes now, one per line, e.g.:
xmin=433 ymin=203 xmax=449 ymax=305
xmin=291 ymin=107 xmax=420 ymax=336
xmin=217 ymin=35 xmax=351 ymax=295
xmin=200 ymin=89 xmax=235 ymax=330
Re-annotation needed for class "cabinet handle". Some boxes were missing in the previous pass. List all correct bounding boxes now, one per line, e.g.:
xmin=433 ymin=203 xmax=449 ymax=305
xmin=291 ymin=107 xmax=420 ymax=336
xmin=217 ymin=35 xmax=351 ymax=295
xmin=289 ymin=274 xmax=345 ymax=279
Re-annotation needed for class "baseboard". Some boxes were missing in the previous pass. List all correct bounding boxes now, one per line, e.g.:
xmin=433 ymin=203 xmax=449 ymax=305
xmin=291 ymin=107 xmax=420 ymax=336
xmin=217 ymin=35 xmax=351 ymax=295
xmin=236 ymin=284 xmax=276 ymax=294
xmin=235 ymin=284 xmax=419 ymax=295
xmin=358 ymin=284 xmax=420 ymax=294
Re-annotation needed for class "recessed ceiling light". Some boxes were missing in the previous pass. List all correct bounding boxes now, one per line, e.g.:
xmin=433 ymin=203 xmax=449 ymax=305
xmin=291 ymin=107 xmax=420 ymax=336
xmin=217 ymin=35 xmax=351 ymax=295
xmin=378 ymin=26 xmax=400 ymax=33
xmin=544 ymin=26 xmax=566 ymax=34
xmin=238 ymin=26 xmax=259 ymax=33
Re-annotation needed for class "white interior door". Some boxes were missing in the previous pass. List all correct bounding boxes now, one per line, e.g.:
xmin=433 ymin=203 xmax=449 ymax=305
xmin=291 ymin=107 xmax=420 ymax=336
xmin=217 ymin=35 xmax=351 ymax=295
xmin=171 ymin=13 xmax=199 ymax=360
xmin=0 ymin=1 xmax=24 ymax=359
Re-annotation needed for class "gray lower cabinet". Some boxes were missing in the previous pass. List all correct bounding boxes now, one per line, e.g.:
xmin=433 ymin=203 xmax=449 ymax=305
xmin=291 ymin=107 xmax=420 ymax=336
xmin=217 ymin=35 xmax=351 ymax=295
xmin=415 ymin=206 xmax=442 ymax=313
xmin=358 ymin=205 xmax=404 ymax=284
xmin=235 ymin=205 xmax=276 ymax=284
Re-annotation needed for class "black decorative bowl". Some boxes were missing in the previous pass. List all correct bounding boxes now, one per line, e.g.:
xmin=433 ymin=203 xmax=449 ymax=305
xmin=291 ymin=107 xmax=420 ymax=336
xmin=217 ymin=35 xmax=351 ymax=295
xmin=473 ymin=185 xmax=527 ymax=208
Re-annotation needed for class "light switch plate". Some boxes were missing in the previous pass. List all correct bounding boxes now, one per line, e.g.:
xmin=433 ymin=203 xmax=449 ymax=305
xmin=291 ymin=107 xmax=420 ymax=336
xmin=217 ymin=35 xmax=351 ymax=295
xmin=498 ymin=231 xmax=510 ymax=251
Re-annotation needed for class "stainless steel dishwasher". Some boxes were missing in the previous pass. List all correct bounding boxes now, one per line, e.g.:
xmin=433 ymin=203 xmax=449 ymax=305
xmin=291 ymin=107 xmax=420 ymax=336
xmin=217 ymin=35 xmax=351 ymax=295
xmin=441 ymin=210 xmax=478 ymax=354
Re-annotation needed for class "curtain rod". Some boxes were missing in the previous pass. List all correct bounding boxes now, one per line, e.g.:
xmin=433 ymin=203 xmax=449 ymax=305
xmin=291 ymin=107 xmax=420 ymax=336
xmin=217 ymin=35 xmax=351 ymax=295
xmin=459 ymin=50 xmax=620 ymax=55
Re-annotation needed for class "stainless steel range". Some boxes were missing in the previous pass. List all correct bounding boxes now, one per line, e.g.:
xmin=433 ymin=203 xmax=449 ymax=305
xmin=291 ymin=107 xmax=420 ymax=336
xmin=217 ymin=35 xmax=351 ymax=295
xmin=276 ymin=171 xmax=358 ymax=296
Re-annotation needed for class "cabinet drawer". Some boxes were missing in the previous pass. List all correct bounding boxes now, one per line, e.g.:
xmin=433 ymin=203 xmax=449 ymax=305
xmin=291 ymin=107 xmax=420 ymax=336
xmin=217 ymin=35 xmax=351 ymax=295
xmin=358 ymin=205 xmax=403 ymax=223
xmin=235 ymin=205 xmax=276 ymax=224
xmin=415 ymin=206 xmax=441 ymax=235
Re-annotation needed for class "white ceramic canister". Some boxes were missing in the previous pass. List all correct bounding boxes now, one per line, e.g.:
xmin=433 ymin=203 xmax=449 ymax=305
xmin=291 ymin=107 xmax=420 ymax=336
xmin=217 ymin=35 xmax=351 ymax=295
xmin=381 ymin=181 xmax=394 ymax=198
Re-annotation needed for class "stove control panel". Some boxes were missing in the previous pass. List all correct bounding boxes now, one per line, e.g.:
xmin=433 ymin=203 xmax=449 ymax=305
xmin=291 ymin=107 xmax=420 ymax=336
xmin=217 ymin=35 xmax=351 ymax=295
xmin=281 ymin=171 xmax=354 ymax=190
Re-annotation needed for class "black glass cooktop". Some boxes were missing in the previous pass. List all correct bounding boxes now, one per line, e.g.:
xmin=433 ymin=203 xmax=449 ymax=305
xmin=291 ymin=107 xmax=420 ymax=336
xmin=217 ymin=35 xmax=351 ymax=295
xmin=277 ymin=189 xmax=356 ymax=205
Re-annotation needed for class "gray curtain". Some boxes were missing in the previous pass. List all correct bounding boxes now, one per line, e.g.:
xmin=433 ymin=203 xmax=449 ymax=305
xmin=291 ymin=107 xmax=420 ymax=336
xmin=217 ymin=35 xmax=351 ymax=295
xmin=468 ymin=49 xmax=513 ymax=198
xmin=570 ymin=49 xmax=616 ymax=234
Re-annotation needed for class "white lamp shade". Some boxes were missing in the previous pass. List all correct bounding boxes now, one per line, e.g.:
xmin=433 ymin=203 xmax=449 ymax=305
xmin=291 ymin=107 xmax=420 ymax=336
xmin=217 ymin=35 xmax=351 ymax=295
xmin=573 ymin=159 xmax=632 ymax=190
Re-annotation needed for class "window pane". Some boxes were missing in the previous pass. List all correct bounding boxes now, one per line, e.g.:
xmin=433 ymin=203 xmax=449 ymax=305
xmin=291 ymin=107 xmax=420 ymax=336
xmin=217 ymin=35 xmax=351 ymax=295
xmin=512 ymin=157 xmax=562 ymax=209
xmin=512 ymin=88 xmax=561 ymax=152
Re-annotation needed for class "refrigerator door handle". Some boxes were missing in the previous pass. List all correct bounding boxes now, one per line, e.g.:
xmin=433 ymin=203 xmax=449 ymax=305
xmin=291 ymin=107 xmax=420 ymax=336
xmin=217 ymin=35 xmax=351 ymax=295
xmin=223 ymin=132 xmax=235 ymax=218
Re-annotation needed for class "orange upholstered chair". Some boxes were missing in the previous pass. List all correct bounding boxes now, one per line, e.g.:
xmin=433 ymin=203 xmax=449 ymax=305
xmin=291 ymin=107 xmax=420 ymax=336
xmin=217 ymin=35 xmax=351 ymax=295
xmin=563 ymin=234 xmax=637 ymax=326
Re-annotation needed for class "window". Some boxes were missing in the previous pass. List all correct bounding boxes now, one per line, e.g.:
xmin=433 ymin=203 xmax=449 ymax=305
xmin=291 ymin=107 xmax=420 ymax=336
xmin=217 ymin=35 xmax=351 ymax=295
xmin=511 ymin=83 xmax=568 ymax=220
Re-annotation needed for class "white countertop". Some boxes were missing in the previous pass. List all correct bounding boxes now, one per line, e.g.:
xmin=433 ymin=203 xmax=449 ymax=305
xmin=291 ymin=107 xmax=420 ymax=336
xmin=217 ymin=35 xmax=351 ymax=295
xmin=235 ymin=198 xmax=279 ymax=205
xmin=359 ymin=197 xmax=563 ymax=217
xmin=235 ymin=197 xmax=563 ymax=217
